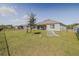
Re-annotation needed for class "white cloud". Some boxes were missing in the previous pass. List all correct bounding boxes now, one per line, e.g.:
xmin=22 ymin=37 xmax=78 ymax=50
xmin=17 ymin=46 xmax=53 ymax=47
xmin=22 ymin=14 xmax=30 ymax=23
xmin=15 ymin=14 xmax=31 ymax=25
xmin=23 ymin=14 xmax=29 ymax=20
xmin=10 ymin=18 xmax=28 ymax=25
xmin=0 ymin=6 xmax=17 ymax=16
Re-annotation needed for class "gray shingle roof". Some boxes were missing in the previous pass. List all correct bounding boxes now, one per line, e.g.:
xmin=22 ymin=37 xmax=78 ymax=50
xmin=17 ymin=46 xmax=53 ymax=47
xmin=37 ymin=19 xmax=62 ymax=25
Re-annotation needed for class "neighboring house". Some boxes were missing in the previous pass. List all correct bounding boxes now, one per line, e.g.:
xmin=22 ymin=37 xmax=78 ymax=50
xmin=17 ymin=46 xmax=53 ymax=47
xmin=14 ymin=25 xmax=27 ymax=29
xmin=73 ymin=25 xmax=79 ymax=33
xmin=36 ymin=19 xmax=66 ymax=31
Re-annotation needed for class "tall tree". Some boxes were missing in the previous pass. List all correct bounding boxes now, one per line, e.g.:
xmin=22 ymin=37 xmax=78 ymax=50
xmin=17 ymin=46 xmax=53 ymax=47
xmin=28 ymin=12 xmax=36 ymax=32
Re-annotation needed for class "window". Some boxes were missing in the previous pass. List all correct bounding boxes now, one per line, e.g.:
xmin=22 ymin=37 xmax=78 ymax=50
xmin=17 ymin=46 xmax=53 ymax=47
xmin=50 ymin=24 xmax=55 ymax=28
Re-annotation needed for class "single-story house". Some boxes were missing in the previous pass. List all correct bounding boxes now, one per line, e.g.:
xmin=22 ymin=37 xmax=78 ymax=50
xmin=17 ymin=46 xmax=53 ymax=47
xmin=36 ymin=19 xmax=66 ymax=31
xmin=73 ymin=25 xmax=79 ymax=33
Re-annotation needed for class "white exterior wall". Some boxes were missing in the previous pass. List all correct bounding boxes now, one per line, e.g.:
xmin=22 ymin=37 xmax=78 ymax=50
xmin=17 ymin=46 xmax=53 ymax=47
xmin=73 ymin=25 xmax=79 ymax=32
xmin=73 ymin=28 xmax=77 ymax=33
xmin=60 ymin=25 xmax=66 ymax=31
xmin=46 ymin=24 xmax=66 ymax=31
xmin=46 ymin=24 xmax=61 ymax=31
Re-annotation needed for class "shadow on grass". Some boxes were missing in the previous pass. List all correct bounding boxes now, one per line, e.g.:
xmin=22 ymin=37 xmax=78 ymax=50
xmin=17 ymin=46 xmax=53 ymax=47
xmin=76 ymin=32 xmax=79 ymax=40
xmin=34 ymin=32 xmax=41 ymax=34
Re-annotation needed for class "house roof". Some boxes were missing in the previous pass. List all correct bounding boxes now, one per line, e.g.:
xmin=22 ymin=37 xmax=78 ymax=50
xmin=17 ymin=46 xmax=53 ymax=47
xmin=37 ymin=19 xmax=64 ymax=25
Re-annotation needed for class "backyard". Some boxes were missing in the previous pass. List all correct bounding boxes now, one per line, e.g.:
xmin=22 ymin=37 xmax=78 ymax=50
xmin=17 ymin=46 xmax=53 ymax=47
xmin=0 ymin=30 xmax=79 ymax=56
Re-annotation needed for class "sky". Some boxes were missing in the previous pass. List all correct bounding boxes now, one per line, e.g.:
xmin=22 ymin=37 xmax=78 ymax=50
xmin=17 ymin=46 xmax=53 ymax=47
xmin=0 ymin=3 xmax=79 ymax=25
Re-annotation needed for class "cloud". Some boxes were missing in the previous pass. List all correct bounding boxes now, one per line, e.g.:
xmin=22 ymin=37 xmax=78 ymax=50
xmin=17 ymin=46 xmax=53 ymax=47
xmin=0 ymin=6 xmax=17 ymax=16
xmin=23 ymin=14 xmax=29 ymax=20
xmin=13 ymin=14 xmax=31 ymax=25
xmin=10 ymin=18 xmax=28 ymax=25
xmin=22 ymin=14 xmax=30 ymax=23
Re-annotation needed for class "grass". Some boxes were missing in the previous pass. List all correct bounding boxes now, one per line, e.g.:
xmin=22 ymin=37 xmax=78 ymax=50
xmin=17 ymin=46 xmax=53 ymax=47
xmin=0 ymin=31 xmax=8 ymax=56
xmin=0 ymin=29 xmax=79 ymax=56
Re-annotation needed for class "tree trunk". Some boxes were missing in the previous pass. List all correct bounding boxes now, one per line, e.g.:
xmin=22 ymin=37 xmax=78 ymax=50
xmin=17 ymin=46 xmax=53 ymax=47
xmin=30 ymin=27 xmax=32 ymax=32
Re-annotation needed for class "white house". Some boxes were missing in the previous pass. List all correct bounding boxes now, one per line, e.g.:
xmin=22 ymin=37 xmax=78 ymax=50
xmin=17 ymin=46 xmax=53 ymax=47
xmin=37 ymin=19 xmax=66 ymax=31
xmin=73 ymin=25 xmax=79 ymax=33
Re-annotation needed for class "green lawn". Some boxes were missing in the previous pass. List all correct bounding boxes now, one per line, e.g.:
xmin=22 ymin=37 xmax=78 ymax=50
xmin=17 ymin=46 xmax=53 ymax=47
xmin=0 ymin=30 xmax=79 ymax=56
xmin=0 ymin=31 xmax=8 ymax=56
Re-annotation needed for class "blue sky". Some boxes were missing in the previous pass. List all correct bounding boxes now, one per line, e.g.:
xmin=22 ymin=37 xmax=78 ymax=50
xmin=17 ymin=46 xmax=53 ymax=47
xmin=0 ymin=3 xmax=79 ymax=25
